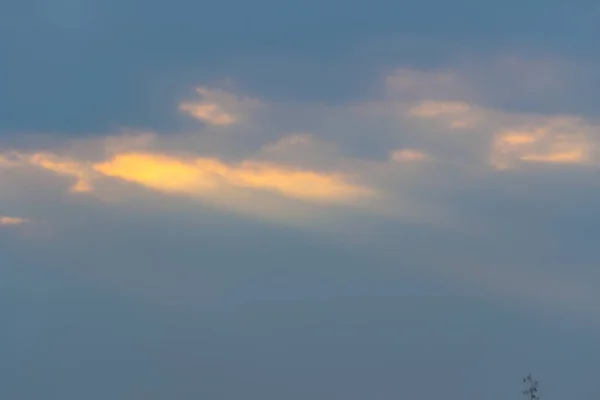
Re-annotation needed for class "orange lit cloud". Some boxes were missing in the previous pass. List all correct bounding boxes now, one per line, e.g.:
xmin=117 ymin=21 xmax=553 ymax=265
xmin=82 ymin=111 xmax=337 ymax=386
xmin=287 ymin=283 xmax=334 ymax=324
xmin=377 ymin=67 xmax=600 ymax=171
xmin=178 ymin=87 xmax=262 ymax=126
xmin=0 ymin=216 xmax=27 ymax=226
xmin=179 ymin=102 xmax=237 ymax=126
xmin=521 ymin=148 xmax=587 ymax=164
xmin=491 ymin=119 xmax=594 ymax=169
xmin=496 ymin=132 xmax=539 ymax=145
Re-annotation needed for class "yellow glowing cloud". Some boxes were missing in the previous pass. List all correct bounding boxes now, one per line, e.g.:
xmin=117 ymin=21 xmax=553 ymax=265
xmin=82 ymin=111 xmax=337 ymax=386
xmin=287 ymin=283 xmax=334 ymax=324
xmin=93 ymin=153 xmax=220 ymax=194
xmin=2 ymin=138 xmax=372 ymax=211
xmin=0 ymin=216 xmax=27 ymax=226
xmin=93 ymin=152 xmax=371 ymax=203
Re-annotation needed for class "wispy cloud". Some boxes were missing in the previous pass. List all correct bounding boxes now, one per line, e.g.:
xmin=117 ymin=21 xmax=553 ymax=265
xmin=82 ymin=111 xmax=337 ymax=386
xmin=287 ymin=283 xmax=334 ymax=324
xmin=360 ymin=65 xmax=600 ymax=172
xmin=389 ymin=149 xmax=429 ymax=162
xmin=491 ymin=117 xmax=595 ymax=169
xmin=407 ymin=100 xmax=481 ymax=130
xmin=178 ymin=87 xmax=262 ymax=126
xmin=0 ymin=130 xmax=375 ymax=224
xmin=26 ymin=152 xmax=94 ymax=193
xmin=0 ymin=216 xmax=27 ymax=226
xmin=93 ymin=151 xmax=371 ymax=203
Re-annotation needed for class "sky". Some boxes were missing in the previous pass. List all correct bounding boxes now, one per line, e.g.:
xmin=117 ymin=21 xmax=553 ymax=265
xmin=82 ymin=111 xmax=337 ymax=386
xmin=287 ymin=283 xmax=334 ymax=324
xmin=2 ymin=0 xmax=600 ymax=399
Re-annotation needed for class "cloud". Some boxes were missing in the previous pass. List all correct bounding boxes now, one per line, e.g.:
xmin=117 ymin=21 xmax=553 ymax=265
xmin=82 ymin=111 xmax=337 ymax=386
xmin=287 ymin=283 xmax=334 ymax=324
xmin=363 ymin=66 xmax=600 ymax=172
xmin=178 ymin=87 xmax=262 ymax=126
xmin=93 ymin=152 xmax=372 ymax=203
xmin=4 ymin=60 xmax=600 ymax=319
xmin=0 ymin=150 xmax=94 ymax=194
xmin=383 ymin=56 xmax=570 ymax=111
xmin=385 ymin=69 xmax=465 ymax=101
xmin=407 ymin=101 xmax=481 ymax=130
xmin=255 ymin=134 xmax=344 ymax=171
xmin=490 ymin=117 xmax=596 ymax=169
xmin=259 ymin=134 xmax=315 ymax=154
xmin=26 ymin=152 xmax=94 ymax=193
xmin=179 ymin=103 xmax=236 ymax=126
xmin=389 ymin=149 xmax=429 ymax=162
xmin=2 ymin=63 xmax=599 ymax=225
xmin=1 ymin=149 xmax=373 ymax=220
xmin=0 ymin=131 xmax=375 ymax=225
xmin=0 ymin=216 xmax=27 ymax=226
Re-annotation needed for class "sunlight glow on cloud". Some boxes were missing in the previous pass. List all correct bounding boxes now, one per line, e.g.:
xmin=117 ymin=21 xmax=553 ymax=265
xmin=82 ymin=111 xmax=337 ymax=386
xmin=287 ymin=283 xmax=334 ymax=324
xmin=93 ymin=152 xmax=372 ymax=203
xmin=260 ymin=134 xmax=314 ymax=153
xmin=4 ymin=58 xmax=600 ymax=319
xmin=0 ymin=143 xmax=376 ymax=225
xmin=407 ymin=101 xmax=480 ymax=129
xmin=407 ymin=101 xmax=472 ymax=117
xmin=26 ymin=153 xmax=94 ymax=193
xmin=3 ymin=51 xmax=600 ymax=332
xmin=0 ymin=216 xmax=27 ymax=226
xmin=390 ymin=149 xmax=429 ymax=162
xmin=521 ymin=149 xmax=587 ymax=163
xmin=491 ymin=118 xmax=595 ymax=169
xmin=178 ymin=87 xmax=262 ymax=126
xmin=179 ymin=102 xmax=236 ymax=126
xmin=2 ymin=63 xmax=600 ymax=231
xmin=377 ymin=66 xmax=600 ymax=170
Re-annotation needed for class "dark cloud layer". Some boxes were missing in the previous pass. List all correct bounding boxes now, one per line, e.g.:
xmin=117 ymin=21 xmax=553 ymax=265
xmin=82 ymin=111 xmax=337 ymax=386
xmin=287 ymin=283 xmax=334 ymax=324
xmin=3 ymin=0 xmax=600 ymax=135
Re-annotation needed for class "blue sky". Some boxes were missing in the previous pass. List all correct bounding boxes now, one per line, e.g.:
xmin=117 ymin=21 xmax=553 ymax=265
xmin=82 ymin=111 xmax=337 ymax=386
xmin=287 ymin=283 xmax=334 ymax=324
xmin=3 ymin=0 xmax=600 ymax=399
